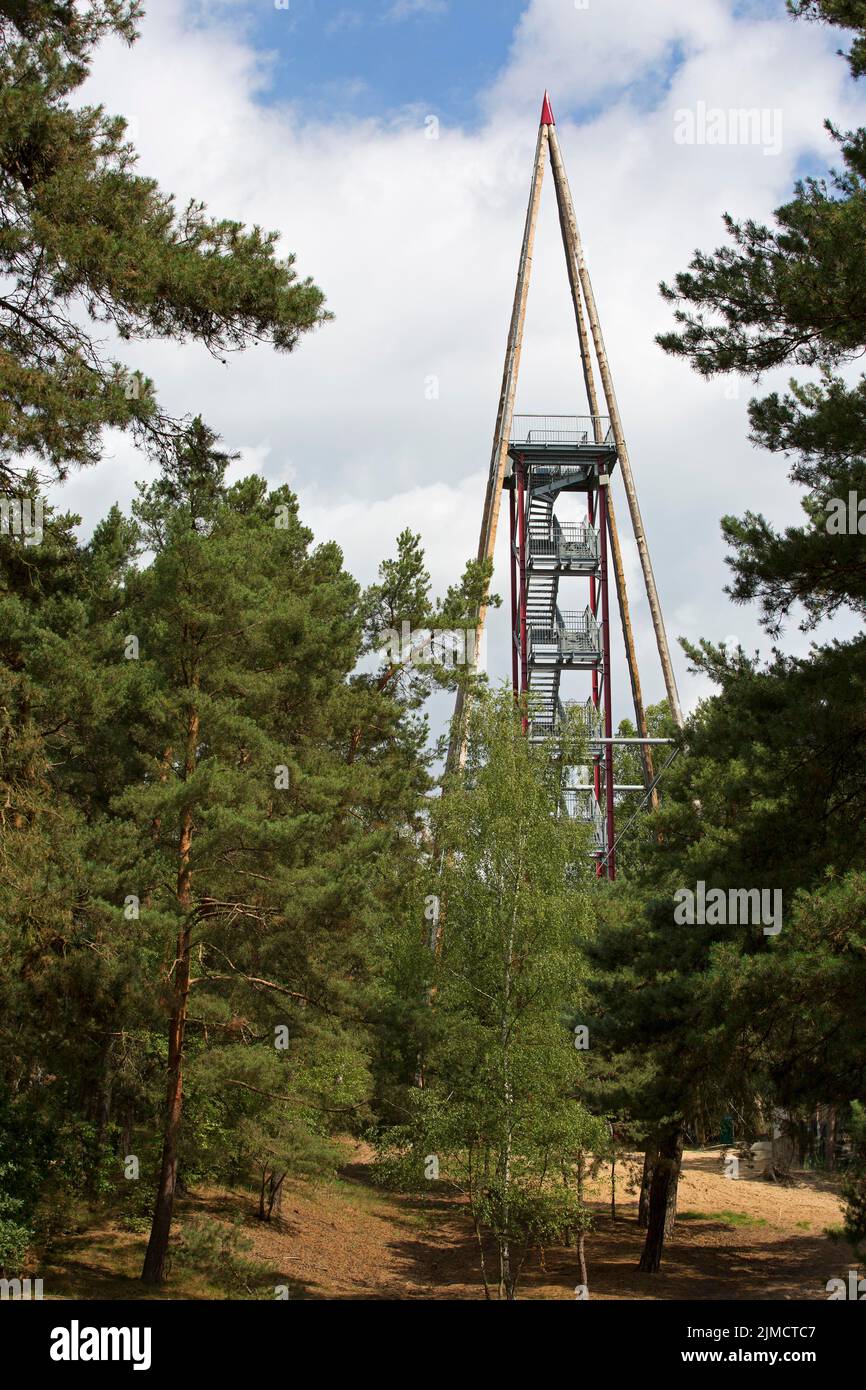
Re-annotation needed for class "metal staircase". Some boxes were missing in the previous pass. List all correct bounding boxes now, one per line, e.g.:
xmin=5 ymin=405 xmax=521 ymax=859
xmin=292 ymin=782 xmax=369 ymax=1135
xmin=508 ymin=415 xmax=615 ymax=868
xmin=524 ymin=479 xmax=602 ymax=733
xmin=525 ymin=491 xmax=560 ymax=731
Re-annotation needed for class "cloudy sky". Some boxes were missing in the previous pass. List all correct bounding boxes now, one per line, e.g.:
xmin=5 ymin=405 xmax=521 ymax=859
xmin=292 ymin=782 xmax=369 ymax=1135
xmin=65 ymin=0 xmax=866 ymax=733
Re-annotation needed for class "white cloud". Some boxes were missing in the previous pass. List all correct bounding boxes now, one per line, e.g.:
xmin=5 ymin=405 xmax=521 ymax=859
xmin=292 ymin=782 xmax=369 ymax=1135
xmin=65 ymin=0 xmax=866 ymax=729
xmin=485 ymin=0 xmax=729 ymax=120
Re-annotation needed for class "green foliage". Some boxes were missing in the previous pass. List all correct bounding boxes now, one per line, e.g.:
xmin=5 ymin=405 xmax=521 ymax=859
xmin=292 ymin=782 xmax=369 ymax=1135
xmin=0 ymin=1 xmax=328 ymax=485
xmin=0 ymin=1163 xmax=32 ymax=1275
xmin=841 ymin=1101 xmax=866 ymax=1256
xmin=360 ymin=526 xmax=497 ymax=717
xmin=0 ymin=421 xmax=436 ymax=1277
xmin=594 ymin=0 xmax=866 ymax=1216
xmin=174 ymin=1214 xmax=272 ymax=1300
xmin=788 ymin=1 xmax=866 ymax=77
xmin=376 ymin=690 xmax=603 ymax=1298
xmin=657 ymin=4 xmax=866 ymax=646
xmin=657 ymin=119 xmax=866 ymax=378
xmin=5 ymin=0 xmax=866 ymax=1299
xmin=606 ymin=698 xmax=679 ymax=879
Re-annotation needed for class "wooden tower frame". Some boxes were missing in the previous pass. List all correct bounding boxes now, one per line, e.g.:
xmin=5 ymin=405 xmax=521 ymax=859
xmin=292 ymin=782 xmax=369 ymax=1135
xmin=447 ymin=93 xmax=682 ymax=878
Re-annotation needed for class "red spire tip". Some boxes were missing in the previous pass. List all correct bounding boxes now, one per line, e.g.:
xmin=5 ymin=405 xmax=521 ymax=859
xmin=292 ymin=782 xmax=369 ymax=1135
xmin=541 ymin=91 xmax=555 ymax=126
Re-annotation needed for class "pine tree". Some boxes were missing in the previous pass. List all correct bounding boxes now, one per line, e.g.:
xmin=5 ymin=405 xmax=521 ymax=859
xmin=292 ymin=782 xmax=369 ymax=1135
xmin=0 ymin=474 xmax=150 ymax=1239
xmin=657 ymin=4 xmax=866 ymax=641
xmin=0 ymin=1 xmax=328 ymax=487
xmin=595 ymin=0 xmax=866 ymax=1273
xmin=95 ymin=422 xmax=430 ymax=1283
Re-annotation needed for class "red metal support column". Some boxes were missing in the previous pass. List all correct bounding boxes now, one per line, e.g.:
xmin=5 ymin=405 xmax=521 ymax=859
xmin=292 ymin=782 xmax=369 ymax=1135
xmin=517 ymin=456 xmax=529 ymax=731
xmin=598 ymin=470 xmax=616 ymax=880
xmin=509 ymin=487 xmax=519 ymax=701
xmin=587 ymin=490 xmax=600 ymax=710
xmin=588 ymin=488 xmax=602 ymax=848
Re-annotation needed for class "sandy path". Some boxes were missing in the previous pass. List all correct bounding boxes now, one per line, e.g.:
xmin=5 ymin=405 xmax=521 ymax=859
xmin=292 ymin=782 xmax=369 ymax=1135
xmin=45 ymin=1144 xmax=860 ymax=1301
xmin=246 ymin=1144 xmax=858 ymax=1301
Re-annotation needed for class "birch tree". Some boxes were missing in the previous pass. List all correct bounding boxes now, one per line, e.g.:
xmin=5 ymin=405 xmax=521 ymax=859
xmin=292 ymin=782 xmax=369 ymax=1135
xmin=377 ymin=691 xmax=604 ymax=1299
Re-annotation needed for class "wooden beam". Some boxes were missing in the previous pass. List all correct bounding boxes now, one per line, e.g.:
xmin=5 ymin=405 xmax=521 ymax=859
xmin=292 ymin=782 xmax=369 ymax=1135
xmin=547 ymin=124 xmax=684 ymax=730
xmin=547 ymin=128 xmax=659 ymax=802
xmin=606 ymin=490 xmax=659 ymax=808
xmin=446 ymin=116 xmax=550 ymax=773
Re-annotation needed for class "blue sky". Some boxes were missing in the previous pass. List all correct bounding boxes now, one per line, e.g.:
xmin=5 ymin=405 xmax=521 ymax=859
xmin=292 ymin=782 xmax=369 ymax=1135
xmin=228 ymin=0 xmax=529 ymax=125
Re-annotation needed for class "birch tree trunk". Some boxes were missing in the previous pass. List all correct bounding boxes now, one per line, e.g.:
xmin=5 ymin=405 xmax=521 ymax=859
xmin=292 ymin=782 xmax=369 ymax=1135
xmin=499 ymin=838 xmax=522 ymax=1299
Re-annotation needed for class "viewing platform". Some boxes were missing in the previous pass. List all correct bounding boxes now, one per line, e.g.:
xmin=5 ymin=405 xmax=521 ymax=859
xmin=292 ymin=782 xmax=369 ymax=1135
xmin=504 ymin=415 xmax=618 ymax=493
xmin=528 ymin=519 xmax=599 ymax=571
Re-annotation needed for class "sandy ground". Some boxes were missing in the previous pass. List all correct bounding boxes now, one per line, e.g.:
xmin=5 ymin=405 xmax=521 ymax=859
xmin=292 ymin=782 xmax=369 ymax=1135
xmin=260 ymin=1145 xmax=858 ymax=1301
xmin=46 ymin=1144 xmax=860 ymax=1301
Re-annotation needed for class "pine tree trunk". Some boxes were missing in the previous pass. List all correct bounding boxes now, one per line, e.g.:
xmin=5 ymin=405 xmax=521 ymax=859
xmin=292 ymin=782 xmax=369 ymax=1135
xmin=259 ymin=1170 xmax=286 ymax=1223
xmin=825 ymin=1106 xmax=838 ymax=1171
xmin=258 ymin=1168 xmax=269 ymax=1221
xmin=142 ymin=700 xmax=198 ymax=1286
xmin=271 ymin=1172 xmax=285 ymax=1222
xmin=638 ymin=1144 xmax=656 ymax=1229
xmin=638 ymin=1128 xmax=684 ymax=1273
xmin=664 ymin=1145 xmax=681 ymax=1238
xmin=120 ymin=1104 xmax=133 ymax=1161
xmin=793 ymin=1119 xmax=809 ymax=1168
xmin=140 ymin=949 xmax=189 ymax=1283
xmin=96 ymin=1035 xmax=114 ymax=1150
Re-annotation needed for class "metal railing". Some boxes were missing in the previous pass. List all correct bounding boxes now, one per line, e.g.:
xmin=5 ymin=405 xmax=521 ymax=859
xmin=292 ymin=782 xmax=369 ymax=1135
xmin=529 ymin=608 xmax=600 ymax=658
xmin=511 ymin=414 xmax=614 ymax=447
xmin=561 ymin=697 xmax=604 ymax=741
xmin=559 ymin=606 xmax=599 ymax=637
xmin=527 ymin=697 xmax=605 ymax=745
xmin=529 ymin=521 xmax=598 ymax=564
xmin=560 ymin=787 xmax=607 ymax=848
